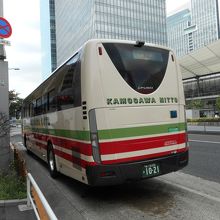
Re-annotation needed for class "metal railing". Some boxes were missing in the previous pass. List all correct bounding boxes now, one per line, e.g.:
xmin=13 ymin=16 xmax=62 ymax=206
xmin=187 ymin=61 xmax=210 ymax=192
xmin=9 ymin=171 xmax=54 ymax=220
xmin=26 ymin=173 xmax=58 ymax=220
xmin=187 ymin=122 xmax=220 ymax=133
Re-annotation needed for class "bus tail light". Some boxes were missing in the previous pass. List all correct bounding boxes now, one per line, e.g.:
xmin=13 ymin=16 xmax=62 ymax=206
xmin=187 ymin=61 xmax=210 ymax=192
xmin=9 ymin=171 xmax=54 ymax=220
xmin=89 ymin=110 xmax=101 ymax=164
xmin=184 ymin=106 xmax=189 ymax=148
xmin=91 ymin=132 xmax=101 ymax=163
xmin=98 ymin=47 xmax=102 ymax=55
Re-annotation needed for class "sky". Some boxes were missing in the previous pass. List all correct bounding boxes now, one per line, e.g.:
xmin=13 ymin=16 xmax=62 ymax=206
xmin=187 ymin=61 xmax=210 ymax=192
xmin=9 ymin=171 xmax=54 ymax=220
xmin=2 ymin=0 xmax=190 ymax=98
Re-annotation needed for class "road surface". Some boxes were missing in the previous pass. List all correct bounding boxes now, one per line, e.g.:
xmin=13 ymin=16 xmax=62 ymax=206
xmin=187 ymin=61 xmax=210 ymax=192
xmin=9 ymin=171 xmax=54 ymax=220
xmin=10 ymin=128 xmax=220 ymax=220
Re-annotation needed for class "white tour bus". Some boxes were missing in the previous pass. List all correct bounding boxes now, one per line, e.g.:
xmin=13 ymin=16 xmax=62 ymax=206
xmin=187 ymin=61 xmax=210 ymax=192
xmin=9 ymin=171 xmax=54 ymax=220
xmin=22 ymin=39 xmax=188 ymax=186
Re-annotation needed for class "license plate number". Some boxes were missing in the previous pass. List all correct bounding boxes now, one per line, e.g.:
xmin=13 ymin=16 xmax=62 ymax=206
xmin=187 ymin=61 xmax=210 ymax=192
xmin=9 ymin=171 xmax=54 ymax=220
xmin=142 ymin=163 xmax=160 ymax=177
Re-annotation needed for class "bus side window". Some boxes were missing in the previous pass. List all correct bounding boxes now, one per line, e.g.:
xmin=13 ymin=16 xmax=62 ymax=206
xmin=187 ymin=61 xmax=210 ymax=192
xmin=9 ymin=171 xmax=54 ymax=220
xmin=29 ymin=103 xmax=32 ymax=117
xmin=57 ymin=53 xmax=81 ymax=110
xmin=36 ymin=97 xmax=42 ymax=115
xmin=42 ymin=95 xmax=47 ymax=114
xmin=48 ymin=89 xmax=57 ymax=113
xmin=33 ymin=100 xmax=36 ymax=116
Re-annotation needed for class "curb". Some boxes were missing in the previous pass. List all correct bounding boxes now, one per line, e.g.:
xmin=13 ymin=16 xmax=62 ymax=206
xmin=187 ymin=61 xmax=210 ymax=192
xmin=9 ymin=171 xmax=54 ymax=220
xmin=0 ymin=198 xmax=27 ymax=207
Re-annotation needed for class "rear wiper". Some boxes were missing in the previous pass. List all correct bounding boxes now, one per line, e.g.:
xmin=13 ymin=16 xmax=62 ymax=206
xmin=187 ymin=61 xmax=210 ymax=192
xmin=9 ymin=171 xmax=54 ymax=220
xmin=134 ymin=41 xmax=145 ymax=47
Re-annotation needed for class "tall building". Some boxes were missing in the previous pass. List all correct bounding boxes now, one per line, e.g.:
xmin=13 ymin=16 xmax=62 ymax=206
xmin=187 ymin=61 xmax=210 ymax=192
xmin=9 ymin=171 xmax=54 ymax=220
xmin=40 ymin=0 xmax=57 ymax=80
xmin=167 ymin=9 xmax=191 ymax=57
xmin=167 ymin=0 xmax=220 ymax=57
xmin=55 ymin=0 xmax=167 ymax=67
xmin=191 ymin=0 xmax=220 ymax=49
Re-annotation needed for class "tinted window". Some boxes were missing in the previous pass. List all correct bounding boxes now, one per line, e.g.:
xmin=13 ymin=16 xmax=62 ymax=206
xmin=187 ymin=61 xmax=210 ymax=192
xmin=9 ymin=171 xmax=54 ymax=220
xmin=35 ymin=97 xmax=42 ymax=115
xmin=48 ymin=89 xmax=57 ymax=113
xmin=42 ymin=95 xmax=47 ymax=114
xmin=31 ymin=101 xmax=35 ymax=116
xmin=57 ymin=53 xmax=81 ymax=110
xmin=103 ymin=43 xmax=169 ymax=94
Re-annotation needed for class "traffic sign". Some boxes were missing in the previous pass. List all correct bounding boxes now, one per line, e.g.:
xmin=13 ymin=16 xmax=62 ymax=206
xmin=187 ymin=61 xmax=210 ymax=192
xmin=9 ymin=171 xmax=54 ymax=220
xmin=0 ymin=17 xmax=12 ymax=38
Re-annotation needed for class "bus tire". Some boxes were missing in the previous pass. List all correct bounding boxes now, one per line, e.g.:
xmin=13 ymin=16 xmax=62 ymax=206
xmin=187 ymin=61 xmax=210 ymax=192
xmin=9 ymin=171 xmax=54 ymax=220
xmin=24 ymin=135 xmax=31 ymax=154
xmin=23 ymin=135 xmax=27 ymax=148
xmin=47 ymin=143 xmax=58 ymax=178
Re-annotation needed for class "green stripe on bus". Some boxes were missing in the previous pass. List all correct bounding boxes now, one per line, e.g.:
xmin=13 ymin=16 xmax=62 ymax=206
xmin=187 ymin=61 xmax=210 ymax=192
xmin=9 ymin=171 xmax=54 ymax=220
xmin=98 ymin=122 xmax=186 ymax=140
xmin=24 ymin=122 xmax=186 ymax=141
xmin=26 ymin=127 xmax=90 ymax=141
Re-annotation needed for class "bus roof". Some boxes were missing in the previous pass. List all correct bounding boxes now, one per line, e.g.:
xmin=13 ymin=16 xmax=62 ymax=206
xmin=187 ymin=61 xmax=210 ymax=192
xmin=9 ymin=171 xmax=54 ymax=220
xmin=24 ymin=39 xmax=172 ymax=102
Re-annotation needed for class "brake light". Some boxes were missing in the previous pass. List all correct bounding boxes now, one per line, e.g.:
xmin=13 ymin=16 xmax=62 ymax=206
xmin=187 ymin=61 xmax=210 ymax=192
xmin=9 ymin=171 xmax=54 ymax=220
xmin=184 ymin=106 xmax=189 ymax=148
xmin=98 ymin=47 xmax=102 ymax=55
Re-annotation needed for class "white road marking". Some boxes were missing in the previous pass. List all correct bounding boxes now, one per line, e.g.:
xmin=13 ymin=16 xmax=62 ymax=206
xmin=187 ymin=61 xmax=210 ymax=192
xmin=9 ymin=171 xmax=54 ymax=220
xmin=189 ymin=139 xmax=220 ymax=144
xmin=160 ymin=178 xmax=220 ymax=203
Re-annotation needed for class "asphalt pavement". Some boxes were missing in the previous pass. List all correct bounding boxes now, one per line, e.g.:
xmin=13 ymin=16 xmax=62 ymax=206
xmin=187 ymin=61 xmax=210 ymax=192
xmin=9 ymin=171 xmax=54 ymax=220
xmin=8 ymin=126 xmax=220 ymax=220
xmin=183 ymin=133 xmax=220 ymax=183
xmin=0 ymin=200 xmax=35 ymax=220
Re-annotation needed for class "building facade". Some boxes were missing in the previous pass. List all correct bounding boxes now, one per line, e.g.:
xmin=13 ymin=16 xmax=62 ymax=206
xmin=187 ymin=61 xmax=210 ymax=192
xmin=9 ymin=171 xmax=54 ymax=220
xmin=167 ymin=0 xmax=220 ymax=57
xmin=183 ymin=73 xmax=220 ymax=117
xmin=167 ymin=9 xmax=191 ymax=57
xmin=55 ymin=0 xmax=167 ymax=66
xmin=40 ymin=0 xmax=57 ymax=80
xmin=191 ymin=0 xmax=220 ymax=50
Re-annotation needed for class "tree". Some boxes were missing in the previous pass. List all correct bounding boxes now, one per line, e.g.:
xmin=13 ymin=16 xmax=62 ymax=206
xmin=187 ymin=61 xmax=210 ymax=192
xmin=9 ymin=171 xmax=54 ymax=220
xmin=9 ymin=90 xmax=23 ymax=119
xmin=216 ymin=97 xmax=220 ymax=112
xmin=186 ymin=99 xmax=204 ymax=109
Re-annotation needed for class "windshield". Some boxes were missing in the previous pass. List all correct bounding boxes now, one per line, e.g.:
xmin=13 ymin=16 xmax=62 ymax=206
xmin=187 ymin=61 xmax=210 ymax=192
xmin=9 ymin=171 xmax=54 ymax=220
xmin=103 ymin=43 xmax=169 ymax=94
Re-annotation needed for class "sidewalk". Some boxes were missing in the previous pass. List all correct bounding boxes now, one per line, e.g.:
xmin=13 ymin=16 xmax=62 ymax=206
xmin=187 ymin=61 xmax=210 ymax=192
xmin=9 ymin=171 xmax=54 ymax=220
xmin=0 ymin=199 xmax=35 ymax=220
xmin=0 ymin=128 xmax=36 ymax=220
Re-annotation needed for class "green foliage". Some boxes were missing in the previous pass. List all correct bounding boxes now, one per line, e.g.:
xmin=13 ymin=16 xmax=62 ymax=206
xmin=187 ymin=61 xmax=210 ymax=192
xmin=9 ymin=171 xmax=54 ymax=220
xmin=216 ymin=97 xmax=220 ymax=112
xmin=9 ymin=90 xmax=23 ymax=119
xmin=187 ymin=118 xmax=220 ymax=123
xmin=0 ymin=163 xmax=26 ymax=200
xmin=186 ymin=99 xmax=204 ymax=109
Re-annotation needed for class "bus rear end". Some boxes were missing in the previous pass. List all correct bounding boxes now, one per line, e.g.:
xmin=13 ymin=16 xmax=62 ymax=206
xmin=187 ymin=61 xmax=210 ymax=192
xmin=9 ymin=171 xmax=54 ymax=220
xmin=84 ymin=40 xmax=188 ymax=186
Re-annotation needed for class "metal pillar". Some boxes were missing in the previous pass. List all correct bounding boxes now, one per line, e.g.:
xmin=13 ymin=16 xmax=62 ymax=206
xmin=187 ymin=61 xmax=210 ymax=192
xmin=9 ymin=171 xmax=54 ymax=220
xmin=196 ymin=76 xmax=201 ymax=97
xmin=0 ymin=0 xmax=11 ymax=171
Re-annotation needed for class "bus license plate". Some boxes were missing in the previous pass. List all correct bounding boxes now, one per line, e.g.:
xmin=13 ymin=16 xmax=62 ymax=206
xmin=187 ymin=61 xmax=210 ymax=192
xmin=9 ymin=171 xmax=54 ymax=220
xmin=142 ymin=163 xmax=160 ymax=178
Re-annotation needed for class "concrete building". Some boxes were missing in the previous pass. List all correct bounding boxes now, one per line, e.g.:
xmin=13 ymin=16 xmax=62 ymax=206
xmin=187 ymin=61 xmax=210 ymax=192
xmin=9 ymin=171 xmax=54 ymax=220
xmin=40 ymin=0 xmax=57 ymax=80
xmin=167 ymin=0 xmax=220 ymax=57
xmin=54 ymin=0 xmax=167 ymax=67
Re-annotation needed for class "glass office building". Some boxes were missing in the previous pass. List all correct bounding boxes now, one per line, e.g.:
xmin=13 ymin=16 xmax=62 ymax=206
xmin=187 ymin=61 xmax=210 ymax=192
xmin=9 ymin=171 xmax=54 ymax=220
xmin=167 ymin=9 xmax=191 ymax=57
xmin=40 ymin=0 xmax=57 ymax=80
xmin=55 ymin=0 xmax=167 ymax=66
xmin=167 ymin=0 xmax=220 ymax=57
xmin=191 ymin=0 xmax=220 ymax=49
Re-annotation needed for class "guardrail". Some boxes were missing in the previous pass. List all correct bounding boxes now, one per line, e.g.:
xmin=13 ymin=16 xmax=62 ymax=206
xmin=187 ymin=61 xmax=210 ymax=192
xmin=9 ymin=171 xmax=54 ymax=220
xmin=24 ymin=173 xmax=58 ymax=220
xmin=187 ymin=123 xmax=220 ymax=133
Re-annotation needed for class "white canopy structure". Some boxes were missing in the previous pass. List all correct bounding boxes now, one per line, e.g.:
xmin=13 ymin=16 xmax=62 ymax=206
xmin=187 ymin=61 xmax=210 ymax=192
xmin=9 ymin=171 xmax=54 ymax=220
xmin=179 ymin=39 xmax=220 ymax=80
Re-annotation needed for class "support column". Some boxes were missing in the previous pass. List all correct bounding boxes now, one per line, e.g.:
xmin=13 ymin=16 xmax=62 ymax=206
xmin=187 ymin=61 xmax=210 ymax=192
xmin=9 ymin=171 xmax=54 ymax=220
xmin=0 ymin=0 xmax=11 ymax=171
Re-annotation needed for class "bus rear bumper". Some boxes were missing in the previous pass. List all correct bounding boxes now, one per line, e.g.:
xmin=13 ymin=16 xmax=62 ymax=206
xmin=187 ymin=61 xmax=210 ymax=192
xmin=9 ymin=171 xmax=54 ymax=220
xmin=86 ymin=149 xmax=188 ymax=186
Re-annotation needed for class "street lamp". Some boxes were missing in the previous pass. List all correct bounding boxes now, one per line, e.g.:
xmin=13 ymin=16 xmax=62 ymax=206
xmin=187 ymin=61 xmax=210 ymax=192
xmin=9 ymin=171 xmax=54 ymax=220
xmin=0 ymin=68 xmax=20 ymax=86
xmin=9 ymin=68 xmax=20 ymax=71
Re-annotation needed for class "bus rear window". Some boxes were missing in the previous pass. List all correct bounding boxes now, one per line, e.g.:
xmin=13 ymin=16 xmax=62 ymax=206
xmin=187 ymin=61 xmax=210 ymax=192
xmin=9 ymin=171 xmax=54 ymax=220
xmin=103 ymin=43 xmax=169 ymax=94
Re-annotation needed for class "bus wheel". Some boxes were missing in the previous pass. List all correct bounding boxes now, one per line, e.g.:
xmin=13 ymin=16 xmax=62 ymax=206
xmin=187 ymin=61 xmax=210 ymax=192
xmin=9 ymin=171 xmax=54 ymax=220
xmin=47 ymin=144 xmax=58 ymax=178
xmin=24 ymin=135 xmax=31 ymax=154
xmin=23 ymin=135 xmax=27 ymax=148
